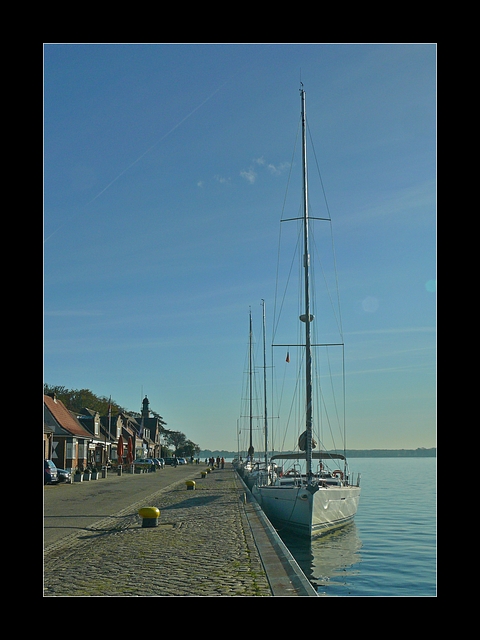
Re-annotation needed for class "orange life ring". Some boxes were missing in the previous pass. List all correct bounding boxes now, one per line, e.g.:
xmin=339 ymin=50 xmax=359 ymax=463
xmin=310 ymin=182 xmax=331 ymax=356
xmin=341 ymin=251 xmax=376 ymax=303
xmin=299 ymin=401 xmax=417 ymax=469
xmin=332 ymin=469 xmax=344 ymax=480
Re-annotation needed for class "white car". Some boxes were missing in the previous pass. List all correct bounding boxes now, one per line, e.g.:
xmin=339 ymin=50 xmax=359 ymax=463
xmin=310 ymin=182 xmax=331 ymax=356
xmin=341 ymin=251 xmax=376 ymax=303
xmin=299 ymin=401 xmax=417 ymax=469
xmin=177 ymin=457 xmax=187 ymax=465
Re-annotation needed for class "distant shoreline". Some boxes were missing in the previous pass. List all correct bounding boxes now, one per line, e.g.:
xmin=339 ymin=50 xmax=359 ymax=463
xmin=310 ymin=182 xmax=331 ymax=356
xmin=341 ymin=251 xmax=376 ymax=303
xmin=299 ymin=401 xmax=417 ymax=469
xmin=199 ymin=447 xmax=436 ymax=459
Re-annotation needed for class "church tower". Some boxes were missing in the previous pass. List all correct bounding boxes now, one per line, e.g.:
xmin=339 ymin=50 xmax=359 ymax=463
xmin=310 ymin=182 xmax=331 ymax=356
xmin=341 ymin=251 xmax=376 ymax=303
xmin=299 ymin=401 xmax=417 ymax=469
xmin=141 ymin=396 xmax=150 ymax=421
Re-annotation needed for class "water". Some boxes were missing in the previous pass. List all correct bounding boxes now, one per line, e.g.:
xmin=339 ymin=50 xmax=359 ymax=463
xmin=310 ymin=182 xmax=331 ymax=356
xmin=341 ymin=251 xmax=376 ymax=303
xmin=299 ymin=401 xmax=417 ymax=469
xmin=276 ymin=457 xmax=436 ymax=596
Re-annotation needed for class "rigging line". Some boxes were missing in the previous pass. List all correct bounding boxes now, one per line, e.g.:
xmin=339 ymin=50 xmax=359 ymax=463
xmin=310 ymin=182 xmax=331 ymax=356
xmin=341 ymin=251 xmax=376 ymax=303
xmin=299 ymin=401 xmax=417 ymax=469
xmin=310 ymin=229 xmax=343 ymax=336
xmin=307 ymin=120 xmax=331 ymax=220
xmin=320 ymin=347 xmax=341 ymax=452
xmin=320 ymin=383 xmax=339 ymax=454
xmin=273 ymin=116 xmax=301 ymax=344
xmin=279 ymin=346 xmax=304 ymax=453
xmin=307 ymin=121 xmax=344 ymax=339
xmin=330 ymin=221 xmax=344 ymax=341
xmin=273 ymin=217 xmax=302 ymax=343
xmin=312 ymin=341 xmax=343 ymax=451
xmin=342 ymin=345 xmax=347 ymax=459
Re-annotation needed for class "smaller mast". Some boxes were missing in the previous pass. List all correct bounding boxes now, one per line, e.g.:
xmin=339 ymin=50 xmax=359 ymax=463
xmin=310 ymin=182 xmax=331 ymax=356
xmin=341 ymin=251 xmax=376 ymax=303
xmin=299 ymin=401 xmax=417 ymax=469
xmin=262 ymin=300 xmax=268 ymax=471
xmin=248 ymin=308 xmax=254 ymax=459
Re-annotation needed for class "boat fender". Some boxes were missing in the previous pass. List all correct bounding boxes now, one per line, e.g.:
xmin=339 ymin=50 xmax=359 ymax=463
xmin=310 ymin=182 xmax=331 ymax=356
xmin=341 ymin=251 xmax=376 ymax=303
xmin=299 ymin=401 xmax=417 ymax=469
xmin=332 ymin=470 xmax=344 ymax=480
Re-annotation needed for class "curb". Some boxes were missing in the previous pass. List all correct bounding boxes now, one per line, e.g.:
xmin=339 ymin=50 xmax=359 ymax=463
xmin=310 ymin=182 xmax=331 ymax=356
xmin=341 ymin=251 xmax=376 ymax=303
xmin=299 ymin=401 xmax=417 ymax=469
xmin=236 ymin=472 xmax=318 ymax=596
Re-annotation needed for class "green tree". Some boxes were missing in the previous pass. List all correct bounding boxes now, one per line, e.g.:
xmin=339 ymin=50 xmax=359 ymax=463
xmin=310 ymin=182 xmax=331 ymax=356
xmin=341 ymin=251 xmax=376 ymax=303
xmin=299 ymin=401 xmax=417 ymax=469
xmin=163 ymin=430 xmax=186 ymax=454
xmin=44 ymin=383 xmax=202 ymax=454
xmin=44 ymin=384 xmax=125 ymax=414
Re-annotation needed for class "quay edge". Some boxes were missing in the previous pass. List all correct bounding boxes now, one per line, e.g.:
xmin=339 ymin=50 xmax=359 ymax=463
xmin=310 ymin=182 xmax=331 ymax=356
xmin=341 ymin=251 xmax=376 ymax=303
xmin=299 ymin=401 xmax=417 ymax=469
xmin=236 ymin=471 xmax=318 ymax=597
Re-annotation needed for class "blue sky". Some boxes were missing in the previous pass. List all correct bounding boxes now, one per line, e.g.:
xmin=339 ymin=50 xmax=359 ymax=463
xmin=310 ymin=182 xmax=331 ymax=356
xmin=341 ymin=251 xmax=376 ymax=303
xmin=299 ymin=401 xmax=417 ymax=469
xmin=44 ymin=43 xmax=436 ymax=451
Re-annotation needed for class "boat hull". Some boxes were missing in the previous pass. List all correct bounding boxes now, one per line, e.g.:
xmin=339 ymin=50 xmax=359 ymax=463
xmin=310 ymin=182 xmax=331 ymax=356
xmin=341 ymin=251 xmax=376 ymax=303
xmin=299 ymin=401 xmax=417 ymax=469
xmin=252 ymin=483 xmax=360 ymax=538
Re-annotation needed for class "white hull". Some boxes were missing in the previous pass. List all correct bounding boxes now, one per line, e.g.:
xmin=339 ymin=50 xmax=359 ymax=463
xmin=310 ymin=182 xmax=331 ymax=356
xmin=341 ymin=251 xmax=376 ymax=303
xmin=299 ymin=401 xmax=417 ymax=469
xmin=242 ymin=464 xmax=273 ymax=491
xmin=252 ymin=483 xmax=360 ymax=538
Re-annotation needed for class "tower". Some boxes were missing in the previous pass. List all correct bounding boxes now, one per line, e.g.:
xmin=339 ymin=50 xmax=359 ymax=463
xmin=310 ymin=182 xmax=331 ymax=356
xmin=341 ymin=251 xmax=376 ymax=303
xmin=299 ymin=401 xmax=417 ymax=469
xmin=141 ymin=396 xmax=150 ymax=420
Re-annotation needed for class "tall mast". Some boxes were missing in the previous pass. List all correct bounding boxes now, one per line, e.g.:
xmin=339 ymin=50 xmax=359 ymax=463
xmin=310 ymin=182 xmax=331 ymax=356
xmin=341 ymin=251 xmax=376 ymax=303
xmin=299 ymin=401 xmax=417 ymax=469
xmin=248 ymin=308 xmax=254 ymax=459
xmin=262 ymin=300 xmax=268 ymax=471
xmin=300 ymin=85 xmax=314 ymax=485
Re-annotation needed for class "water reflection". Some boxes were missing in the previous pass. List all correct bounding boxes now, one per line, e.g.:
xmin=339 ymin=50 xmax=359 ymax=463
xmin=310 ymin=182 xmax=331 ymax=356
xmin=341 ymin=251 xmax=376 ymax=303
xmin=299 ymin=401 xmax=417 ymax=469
xmin=278 ymin=523 xmax=363 ymax=595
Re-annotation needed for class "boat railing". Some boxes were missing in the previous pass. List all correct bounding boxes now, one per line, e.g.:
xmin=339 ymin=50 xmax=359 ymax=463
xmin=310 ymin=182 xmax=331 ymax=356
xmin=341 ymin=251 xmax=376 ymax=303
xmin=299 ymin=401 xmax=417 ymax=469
xmin=255 ymin=462 xmax=361 ymax=488
xmin=344 ymin=471 xmax=361 ymax=487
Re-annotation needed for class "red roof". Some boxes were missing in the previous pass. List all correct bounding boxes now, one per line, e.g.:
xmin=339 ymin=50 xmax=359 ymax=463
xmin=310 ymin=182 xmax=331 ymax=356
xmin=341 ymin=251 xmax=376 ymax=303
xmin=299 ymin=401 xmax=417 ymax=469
xmin=44 ymin=395 xmax=92 ymax=438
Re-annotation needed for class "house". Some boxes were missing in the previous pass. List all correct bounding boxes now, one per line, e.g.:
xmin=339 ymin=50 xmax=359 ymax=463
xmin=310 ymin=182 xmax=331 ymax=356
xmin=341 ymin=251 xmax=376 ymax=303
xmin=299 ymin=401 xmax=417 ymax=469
xmin=44 ymin=423 xmax=54 ymax=460
xmin=100 ymin=412 xmax=143 ymax=463
xmin=100 ymin=396 xmax=167 ymax=462
xmin=44 ymin=393 xmax=94 ymax=471
xmin=44 ymin=392 xmax=169 ymax=469
xmin=77 ymin=408 xmax=112 ymax=467
xmin=138 ymin=395 xmax=167 ymax=459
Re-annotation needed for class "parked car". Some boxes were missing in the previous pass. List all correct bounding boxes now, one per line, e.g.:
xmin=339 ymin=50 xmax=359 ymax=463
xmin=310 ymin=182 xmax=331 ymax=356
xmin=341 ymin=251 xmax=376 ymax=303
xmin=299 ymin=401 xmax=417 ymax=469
xmin=164 ymin=457 xmax=178 ymax=466
xmin=56 ymin=468 xmax=72 ymax=483
xmin=154 ymin=458 xmax=165 ymax=469
xmin=134 ymin=458 xmax=154 ymax=468
xmin=177 ymin=457 xmax=187 ymax=465
xmin=44 ymin=459 xmax=58 ymax=485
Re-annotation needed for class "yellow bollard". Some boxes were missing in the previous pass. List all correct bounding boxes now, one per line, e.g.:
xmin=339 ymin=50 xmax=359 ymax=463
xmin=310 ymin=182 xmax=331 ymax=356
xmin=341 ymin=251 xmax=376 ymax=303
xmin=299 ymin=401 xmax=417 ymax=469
xmin=186 ymin=480 xmax=196 ymax=491
xmin=138 ymin=506 xmax=160 ymax=528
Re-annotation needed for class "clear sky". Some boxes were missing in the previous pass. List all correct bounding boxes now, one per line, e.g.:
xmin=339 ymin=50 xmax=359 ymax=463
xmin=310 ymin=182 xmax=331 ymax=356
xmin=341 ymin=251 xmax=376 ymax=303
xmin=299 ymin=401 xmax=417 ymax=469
xmin=44 ymin=43 xmax=436 ymax=452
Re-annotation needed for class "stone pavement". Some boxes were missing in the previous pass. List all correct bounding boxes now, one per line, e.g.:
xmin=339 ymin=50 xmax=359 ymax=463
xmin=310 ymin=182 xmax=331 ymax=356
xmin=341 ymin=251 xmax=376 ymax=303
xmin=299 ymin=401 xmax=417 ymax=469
xmin=43 ymin=465 xmax=316 ymax=597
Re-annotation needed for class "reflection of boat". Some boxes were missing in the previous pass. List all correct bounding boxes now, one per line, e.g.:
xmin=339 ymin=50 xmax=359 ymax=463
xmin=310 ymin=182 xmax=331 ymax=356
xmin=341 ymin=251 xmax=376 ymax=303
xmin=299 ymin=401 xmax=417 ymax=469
xmin=279 ymin=522 xmax=362 ymax=593
xmin=251 ymin=86 xmax=361 ymax=538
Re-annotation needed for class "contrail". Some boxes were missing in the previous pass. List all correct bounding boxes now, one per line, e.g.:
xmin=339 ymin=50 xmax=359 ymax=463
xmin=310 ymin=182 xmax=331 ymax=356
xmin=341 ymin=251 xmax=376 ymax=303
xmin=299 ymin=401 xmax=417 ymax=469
xmin=44 ymin=80 xmax=228 ymax=243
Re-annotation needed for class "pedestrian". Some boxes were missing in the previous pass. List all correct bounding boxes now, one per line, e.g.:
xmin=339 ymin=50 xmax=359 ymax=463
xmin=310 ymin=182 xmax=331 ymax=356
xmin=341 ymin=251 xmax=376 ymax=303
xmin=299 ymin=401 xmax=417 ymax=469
xmin=221 ymin=457 xmax=225 ymax=469
xmin=216 ymin=456 xmax=220 ymax=468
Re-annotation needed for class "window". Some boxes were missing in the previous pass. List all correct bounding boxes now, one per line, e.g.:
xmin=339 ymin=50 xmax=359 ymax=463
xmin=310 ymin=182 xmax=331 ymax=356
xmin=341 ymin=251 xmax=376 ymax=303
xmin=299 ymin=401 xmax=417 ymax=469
xmin=66 ymin=441 xmax=76 ymax=459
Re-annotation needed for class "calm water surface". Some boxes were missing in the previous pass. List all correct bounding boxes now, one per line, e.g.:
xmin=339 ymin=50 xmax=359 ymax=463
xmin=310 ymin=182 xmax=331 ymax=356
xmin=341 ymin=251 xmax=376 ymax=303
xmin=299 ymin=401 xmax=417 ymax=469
xmin=277 ymin=457 xmax=436 ymax=596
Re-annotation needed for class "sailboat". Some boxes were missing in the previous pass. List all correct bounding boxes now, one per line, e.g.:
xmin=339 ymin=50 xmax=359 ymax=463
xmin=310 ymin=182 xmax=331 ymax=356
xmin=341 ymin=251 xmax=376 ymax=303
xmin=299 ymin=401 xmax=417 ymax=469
xmin=239 ymin=309 xmax=256 ymax=486
xmin=242 ymin=300 xmax=276 ymax=489
xmin=251 ymin=86 xmax=361 ymax=538
xmin=238 ymin=305 xmax=274 ymax=490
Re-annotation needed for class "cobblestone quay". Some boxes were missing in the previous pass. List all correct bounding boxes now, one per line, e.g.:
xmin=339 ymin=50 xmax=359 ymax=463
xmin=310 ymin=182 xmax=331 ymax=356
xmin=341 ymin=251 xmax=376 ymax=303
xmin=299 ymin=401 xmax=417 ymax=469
xmin=44 ymin=464 xmax=314 ymax=597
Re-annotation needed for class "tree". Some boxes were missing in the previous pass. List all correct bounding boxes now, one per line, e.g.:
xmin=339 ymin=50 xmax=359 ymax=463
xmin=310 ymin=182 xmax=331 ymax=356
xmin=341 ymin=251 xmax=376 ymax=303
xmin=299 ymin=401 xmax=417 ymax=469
xmin=44 ymin=384 xmax=126 ymax=415
xmin=183 ymin=439 xmax=200 ymax=458
xmin=44 ymin=383 xmax=201 ymax=455
xmin=163 ymin=430 xmax=186 ymax=454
